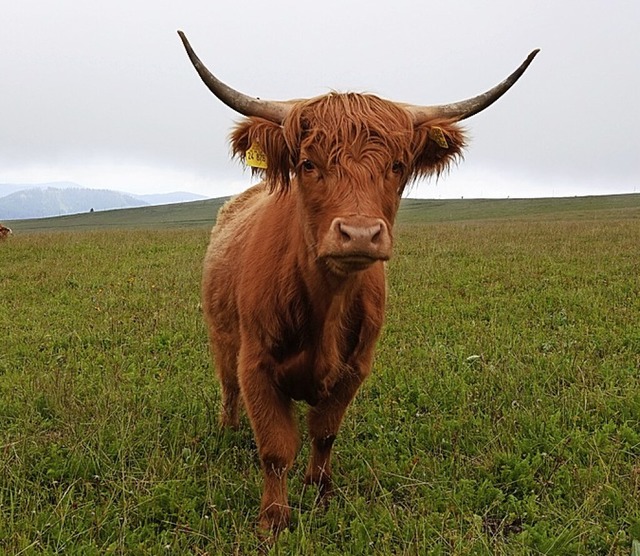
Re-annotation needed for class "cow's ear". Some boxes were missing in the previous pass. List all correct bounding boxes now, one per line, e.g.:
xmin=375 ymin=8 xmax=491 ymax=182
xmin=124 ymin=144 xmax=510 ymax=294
xmin=411 ymin=120 xmax=466 ymax=179
xmin=230 ymin=118 xmax=293 ymax=192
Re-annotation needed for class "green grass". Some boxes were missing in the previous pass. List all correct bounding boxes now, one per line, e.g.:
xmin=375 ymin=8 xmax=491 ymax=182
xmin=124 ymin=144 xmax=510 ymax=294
xmin=1 ymin=197 xmax=639 ymax=554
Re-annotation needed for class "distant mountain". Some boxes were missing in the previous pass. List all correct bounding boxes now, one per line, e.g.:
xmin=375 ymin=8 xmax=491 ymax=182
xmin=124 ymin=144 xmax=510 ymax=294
xmin=0 ymin=187 xmax=148 ymax=220
xmin=0 ymin=185 xmax=208 ymax=220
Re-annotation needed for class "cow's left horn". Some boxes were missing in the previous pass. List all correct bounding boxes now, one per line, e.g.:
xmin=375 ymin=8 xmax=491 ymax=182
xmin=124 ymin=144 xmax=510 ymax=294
xmin=406 ymin=49 xmax=540 ymax=123
xmin=178 ymin=31 xmax=294 ymax=124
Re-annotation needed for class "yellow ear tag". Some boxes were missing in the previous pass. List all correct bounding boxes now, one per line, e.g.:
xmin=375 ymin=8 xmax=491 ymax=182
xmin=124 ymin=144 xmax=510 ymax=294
xmin=429 ymin=127 xmax=449 ymax=149
xmin=245 ymin=142 xmax=268 ymax=169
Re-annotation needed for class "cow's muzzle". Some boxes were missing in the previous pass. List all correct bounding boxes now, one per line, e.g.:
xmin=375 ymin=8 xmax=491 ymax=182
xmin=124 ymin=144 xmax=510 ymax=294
xmin=319 ymin=217 xmax=392 ymax=272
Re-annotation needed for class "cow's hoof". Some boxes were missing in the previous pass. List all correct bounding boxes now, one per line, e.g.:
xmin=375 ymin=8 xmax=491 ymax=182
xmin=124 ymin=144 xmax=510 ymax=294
xmin=304 ymin=471 xmax=334 ymax=502
xmin=258 ymin=503 xmax=291 ymax=534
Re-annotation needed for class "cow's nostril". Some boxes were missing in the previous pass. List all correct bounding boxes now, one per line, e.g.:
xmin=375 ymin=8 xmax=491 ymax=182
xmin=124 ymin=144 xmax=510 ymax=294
xmin=371 ymin=224 xmax=382 ymax=244
xmin=338 ymin=223 xmax=352 ymax=242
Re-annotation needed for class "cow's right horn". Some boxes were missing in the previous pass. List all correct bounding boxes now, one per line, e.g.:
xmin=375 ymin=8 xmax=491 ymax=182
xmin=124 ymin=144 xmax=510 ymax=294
xmin=178 ymin=31 xmax=294 ymax=124
xmin=405 ymin=50 xmax=540 ymax=123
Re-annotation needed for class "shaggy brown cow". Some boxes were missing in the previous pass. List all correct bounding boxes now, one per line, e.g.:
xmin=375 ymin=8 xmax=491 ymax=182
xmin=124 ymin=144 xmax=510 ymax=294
xmin=179 ymin=31 xmax=538 ymax=532
xmin=0 ymin=225 xmax=12 ymax=240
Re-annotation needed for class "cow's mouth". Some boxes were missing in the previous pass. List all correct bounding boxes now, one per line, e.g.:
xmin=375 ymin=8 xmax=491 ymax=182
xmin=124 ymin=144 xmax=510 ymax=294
xmin=323 ymin=254 xmax=386 ymax=274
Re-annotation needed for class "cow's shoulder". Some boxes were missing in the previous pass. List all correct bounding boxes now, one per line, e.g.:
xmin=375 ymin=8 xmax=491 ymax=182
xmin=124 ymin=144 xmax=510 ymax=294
xmin=215 ymin=182 xmax=270 ymax=229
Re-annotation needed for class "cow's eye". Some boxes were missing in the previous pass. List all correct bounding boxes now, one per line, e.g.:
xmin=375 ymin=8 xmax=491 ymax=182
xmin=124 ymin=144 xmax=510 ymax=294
xmin=301 ymin=159 xmax=315 ymax=172
xmin=391 ymin=160 xmax=405 ymax=175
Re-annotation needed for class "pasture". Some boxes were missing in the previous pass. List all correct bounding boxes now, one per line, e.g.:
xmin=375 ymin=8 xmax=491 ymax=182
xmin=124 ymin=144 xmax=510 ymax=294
xmin=1 ymin=196 xmax=639 ymax=554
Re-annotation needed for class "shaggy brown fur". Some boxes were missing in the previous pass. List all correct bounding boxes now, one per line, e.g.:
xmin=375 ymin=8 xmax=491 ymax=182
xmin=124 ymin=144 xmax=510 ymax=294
xmin=0 ymin=225 xmax=12 ymax=240
xmin=202 ymin=92 xmax=465 ymax=533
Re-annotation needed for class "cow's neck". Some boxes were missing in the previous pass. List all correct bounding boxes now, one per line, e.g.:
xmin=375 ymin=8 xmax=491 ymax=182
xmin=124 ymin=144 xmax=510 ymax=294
xmin=298 ymin=240 xmax=366 ymax=395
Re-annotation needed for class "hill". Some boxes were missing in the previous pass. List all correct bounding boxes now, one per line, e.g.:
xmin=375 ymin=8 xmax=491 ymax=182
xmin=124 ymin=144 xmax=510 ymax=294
xmin=4 ymin=198 xmax=228 ymax=233
xmin=0 ymin=187 xmax=147 ymax=219
xmin=397 ymin=194 xmax=640 ymax=223
xmin=0 ymin=184 xmax=208 ymax=220
xmin=4 ymin=193 xmax=640 ymax=234
xmin=135 ymin=192 xmax=207 ymax=205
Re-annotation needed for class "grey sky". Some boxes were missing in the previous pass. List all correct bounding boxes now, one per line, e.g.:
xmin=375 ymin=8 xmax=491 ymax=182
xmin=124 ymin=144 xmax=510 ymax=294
xmin=1 ymin=0 xmax=638 ymax=199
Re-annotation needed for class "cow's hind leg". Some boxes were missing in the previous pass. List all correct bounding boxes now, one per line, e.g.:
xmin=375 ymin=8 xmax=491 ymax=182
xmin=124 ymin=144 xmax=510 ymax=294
xmin=238 ymin=357 xmax=299 ymax=532
xmin=305 ymin=369 xmax=365 ymax=499
xmin=210 ymin=334 xmax=241 ymax=429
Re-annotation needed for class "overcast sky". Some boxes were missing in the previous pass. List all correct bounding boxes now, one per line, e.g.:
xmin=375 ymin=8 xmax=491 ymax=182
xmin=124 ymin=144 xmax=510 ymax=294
xmin=1 ymin=0 xmax=638 ymax=199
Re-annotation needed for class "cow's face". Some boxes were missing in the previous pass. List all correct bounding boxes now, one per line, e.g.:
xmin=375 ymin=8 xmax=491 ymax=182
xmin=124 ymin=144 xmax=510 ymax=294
xmin=231 ymin=93 xmax=465 ymax=275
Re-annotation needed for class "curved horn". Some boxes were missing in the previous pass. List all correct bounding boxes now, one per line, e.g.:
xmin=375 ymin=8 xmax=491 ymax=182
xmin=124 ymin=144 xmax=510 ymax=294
xmin=406 ymin=49 xmax=540 ymax=124
xmin=178 ymin=31 xmax=294 ymax=124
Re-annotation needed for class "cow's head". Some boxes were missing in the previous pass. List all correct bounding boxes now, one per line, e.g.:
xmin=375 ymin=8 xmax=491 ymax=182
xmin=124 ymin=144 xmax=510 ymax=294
xmin=178 ymin=32 xmax=538 ymax=274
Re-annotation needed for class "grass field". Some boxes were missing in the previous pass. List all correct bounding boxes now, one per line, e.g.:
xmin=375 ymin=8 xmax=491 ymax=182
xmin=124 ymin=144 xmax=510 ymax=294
xmin=1 ymin=195 xmax=639 ymax=554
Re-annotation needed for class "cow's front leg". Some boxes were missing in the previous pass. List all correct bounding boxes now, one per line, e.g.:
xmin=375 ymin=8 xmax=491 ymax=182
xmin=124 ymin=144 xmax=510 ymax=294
xmin=238 ymin=356 xmax=299 ymax=532
xmin=305 ymin=366 xmax=367 ymax=499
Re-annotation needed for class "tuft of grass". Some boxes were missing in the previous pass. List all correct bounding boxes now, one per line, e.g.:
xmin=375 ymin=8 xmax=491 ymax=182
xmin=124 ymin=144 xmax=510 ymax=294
xmin=1 ymin=206 xmax=639 ymax=554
